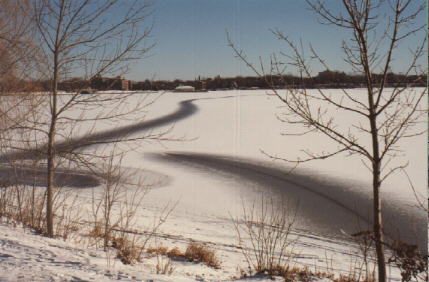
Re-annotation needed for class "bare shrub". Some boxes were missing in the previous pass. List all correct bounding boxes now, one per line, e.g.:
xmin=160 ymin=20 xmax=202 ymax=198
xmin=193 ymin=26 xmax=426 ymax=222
xmin=87 ymin=151 xmax=175 ymax=265
xmin=0 ymin=170 xmax=81 ymax=240
xmin=52 ymin=191 xmax=82 ymax=240
xmin=89 ymin=187 xmax=175 ymax=265
xmin=155 ymin=255 xmax=175 ymax=275
xmin=387 ymin=240 xmax=428 ymax=282
xmin=347 ymin=230 xmax=376 ymax=282
xmin=0 ymin=183 xmax=46 ymax=233
xmin=232 ymin=197 xmax=297 ymax=276
xmin=184 ymin=242 xmax=220 ymax=269
xmin=112 ymin=234 xmax=143 ymax=265
xmin=0 ymin=184 xmax=13 ymax=219
xmin=348 ymin=231 xmax=427 ymax=281
xmin=90 ymin=152 xmax=137 ymax=250
xmin=89 ymin=148 xmax=164 ymax=251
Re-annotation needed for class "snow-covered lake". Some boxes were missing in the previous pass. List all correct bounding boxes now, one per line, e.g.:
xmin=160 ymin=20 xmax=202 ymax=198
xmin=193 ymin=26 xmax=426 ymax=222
xmin=2 ymin=89 xmax=426 ymax=279
xmin=82 ymin=89 xmax=426 ymax=245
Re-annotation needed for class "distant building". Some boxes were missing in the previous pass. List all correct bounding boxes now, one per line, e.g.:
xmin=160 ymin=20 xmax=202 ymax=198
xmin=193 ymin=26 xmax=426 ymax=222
xmin=175 ymin=85 xmax=195 ymax=92
xmin=90 ymin=75 xmax=130 ymax=91
xmin=199 ymin=81 xmax=207 ymax=91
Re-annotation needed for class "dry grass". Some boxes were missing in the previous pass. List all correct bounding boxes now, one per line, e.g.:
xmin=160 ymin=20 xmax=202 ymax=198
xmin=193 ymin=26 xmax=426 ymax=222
xmin=238 ymin=264 xmax=377 ymax=282
xmin=333 ymin=274 xmax=375 ymax=282
xmin=112 ymin=236 xmax=143 ymax=265
xmin=146 ymin=246 xmax=169 ymax=257
xmin=184 ymin=242 xmax=221 ymax=269
xmin=251 ymin=265 xmax=334 ymax=281
xmin=166 ymin=247 xmax=183 ymax=259
xmin=155 ymin=255 xmax=175 ymax=275
xmin=146 ymin=243 xmax=220 ymax=269
xmin=330 ymin=266 xmax=375 ymax=282
xmin=88 ymin=221 xmax=104 ymax=240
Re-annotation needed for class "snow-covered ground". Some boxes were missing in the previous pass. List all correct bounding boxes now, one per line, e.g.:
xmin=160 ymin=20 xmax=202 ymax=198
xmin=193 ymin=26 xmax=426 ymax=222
xmin=0 ymin=89 xmax=426 ymax=281
xmin=0 ymin=221 xmax=221 ymax=282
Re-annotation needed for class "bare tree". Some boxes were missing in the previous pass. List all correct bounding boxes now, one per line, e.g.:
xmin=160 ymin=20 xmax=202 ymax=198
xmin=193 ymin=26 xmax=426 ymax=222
xmin=231 ymin=197 xmax=297 ymax=277
xmin=228 ymin=1 xmax=426 ymax=281
xmin=89 ymin=146 xmax=150 ymax=251
xmin=0 ymin=0 xmax=36 ymax=92
xmin=0 ymin=0 xmax=54 ymax=233
xmin=29 ymin=0 xmax=155 ymax=237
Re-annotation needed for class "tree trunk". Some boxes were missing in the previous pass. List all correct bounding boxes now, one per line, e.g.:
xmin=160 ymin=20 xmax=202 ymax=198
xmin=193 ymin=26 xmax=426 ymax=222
xmin=46 ymin=120 xmax=55 ymax=237
xmin=46 ymin=52 xmax=59 ymax=238
xmin=369 ymin=107 xmax=386 ymax=281
xmin=373 ymin=174 xmax=386 ymax=282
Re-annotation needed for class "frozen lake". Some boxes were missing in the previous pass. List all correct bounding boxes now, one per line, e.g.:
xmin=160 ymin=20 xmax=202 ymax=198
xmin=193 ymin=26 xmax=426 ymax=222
xmin=63 ymin=89 xmax=427 ymax=250
xmin=1 ymin=89 xmax=426 ymax=277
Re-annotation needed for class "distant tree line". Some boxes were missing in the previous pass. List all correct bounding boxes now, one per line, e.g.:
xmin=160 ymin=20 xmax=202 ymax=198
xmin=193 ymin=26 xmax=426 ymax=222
xmin=131 ymin=71 xmax=425 ymax=91
xmin=7 ymin=70 xmax=425 ymax=93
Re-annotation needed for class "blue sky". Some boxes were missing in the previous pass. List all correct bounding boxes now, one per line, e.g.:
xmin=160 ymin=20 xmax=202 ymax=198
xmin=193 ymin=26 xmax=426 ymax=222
xmin=127 ymin=0 xmax=426 ymax=81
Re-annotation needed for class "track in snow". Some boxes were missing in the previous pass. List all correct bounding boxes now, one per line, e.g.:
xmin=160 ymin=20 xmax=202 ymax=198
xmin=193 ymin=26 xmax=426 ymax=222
xmin=0 ymin=97 xmax=204 ymax=188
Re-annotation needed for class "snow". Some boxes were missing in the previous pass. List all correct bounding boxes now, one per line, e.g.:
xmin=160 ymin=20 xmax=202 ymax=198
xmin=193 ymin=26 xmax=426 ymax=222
xmin=105 ymin=89 xmax=426 ymax=247
xmin=0 ymin=221 xmax=201 ymax=281
xmin=1 ymin=89 xmax=426 ymax=281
